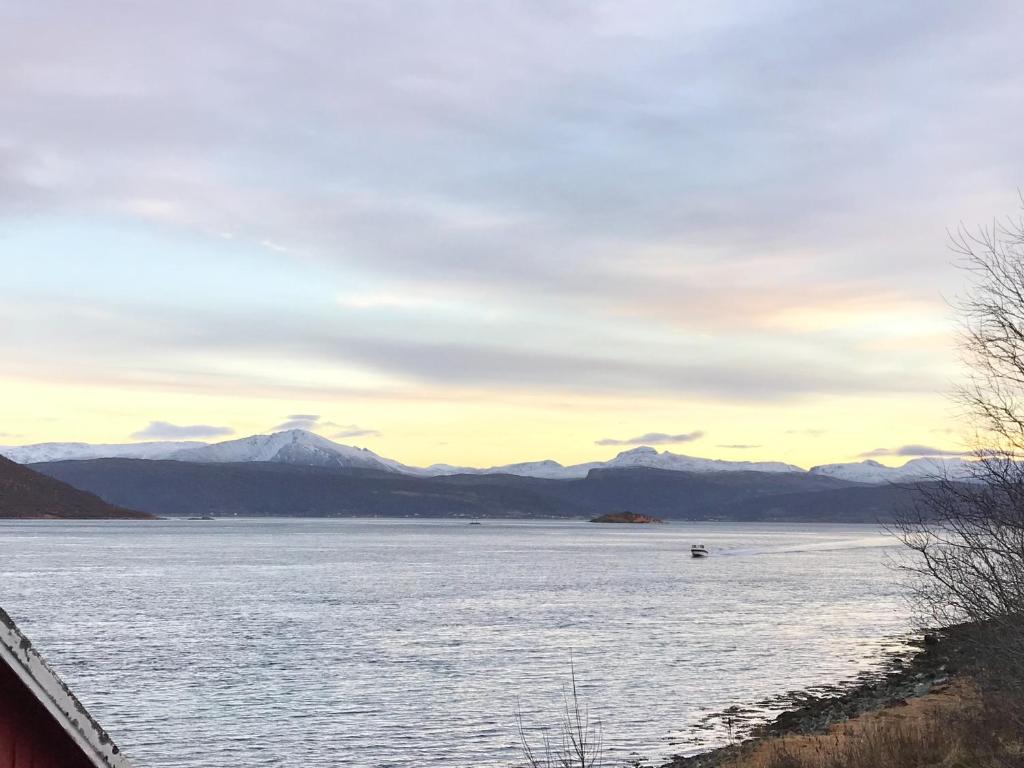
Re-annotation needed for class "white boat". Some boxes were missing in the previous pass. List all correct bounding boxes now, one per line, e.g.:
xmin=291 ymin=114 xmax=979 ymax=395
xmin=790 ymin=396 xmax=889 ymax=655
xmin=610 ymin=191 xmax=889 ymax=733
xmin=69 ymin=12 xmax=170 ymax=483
xmin=691 ymin=544 xmax=709 ymax=558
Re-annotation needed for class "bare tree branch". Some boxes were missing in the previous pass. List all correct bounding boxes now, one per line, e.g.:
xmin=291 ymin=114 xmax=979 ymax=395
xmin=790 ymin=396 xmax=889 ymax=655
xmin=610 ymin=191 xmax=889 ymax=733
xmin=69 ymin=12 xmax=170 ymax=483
xmin=895 ymin=208 xmax=1024 ymax=717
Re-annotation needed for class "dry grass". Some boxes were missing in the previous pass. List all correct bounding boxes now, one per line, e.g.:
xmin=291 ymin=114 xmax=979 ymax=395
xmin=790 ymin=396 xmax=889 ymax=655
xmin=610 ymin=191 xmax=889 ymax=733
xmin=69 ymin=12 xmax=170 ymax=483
xmin=722 ymin=679 xmax=1024 ymax=768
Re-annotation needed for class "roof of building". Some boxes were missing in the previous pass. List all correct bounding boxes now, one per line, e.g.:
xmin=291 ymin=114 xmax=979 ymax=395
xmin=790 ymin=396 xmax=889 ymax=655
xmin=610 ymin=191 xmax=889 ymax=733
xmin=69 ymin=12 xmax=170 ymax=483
xmin=0 ymin=607 xmax=133 ymax=768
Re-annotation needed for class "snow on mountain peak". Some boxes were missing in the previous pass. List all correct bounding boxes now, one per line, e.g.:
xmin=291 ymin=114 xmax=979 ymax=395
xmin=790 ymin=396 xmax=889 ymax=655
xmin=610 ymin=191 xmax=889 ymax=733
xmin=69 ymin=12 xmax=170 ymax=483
xmin=0 ymin=430 xmax=978 ymax=483
xmin=809 ymin=457 xmax=975 ymax=484
xmin=603 ymin=447 xmax=803 ymax=475
xmin=417 ymin=458 xmax=577 ymax=479
xmin=168 ymin=429 xmax=397 ymax=471
xmin=416 ymin=446 xmax=804 ymax=479
xmin=616 ymin=446 xmax=658 ymax=457
xmin=0 ymin=440 xmax=206 ymax=464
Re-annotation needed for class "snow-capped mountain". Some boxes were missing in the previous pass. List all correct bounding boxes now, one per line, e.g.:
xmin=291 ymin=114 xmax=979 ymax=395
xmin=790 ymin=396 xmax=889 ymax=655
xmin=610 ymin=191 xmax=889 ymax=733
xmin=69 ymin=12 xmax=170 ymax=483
xmin=809 ymin=457 xmax=976 ymax=484
xmin=420 ymin=446 xmax=802 ymax=479
xmin=598 ymin=446 xmax=803 ymax=475
xmin=168 ymin=430 xmax=400 ymax=472
xmin=0 ymin=440 xmax=205 ymax=464
xmin=422 ymin=458 xmax=592 ymax=480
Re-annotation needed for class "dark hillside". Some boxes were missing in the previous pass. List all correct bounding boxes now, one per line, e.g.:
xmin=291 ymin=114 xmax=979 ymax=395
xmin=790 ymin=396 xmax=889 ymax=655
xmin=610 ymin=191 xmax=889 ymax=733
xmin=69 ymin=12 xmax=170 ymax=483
xmin=32 ymin=459 xmax=582 ymax=518
xmin=0 ymin=455 xmax=153 ymax=519
xmin=30 ymin=459 xmax=928 ymax=522
xmin=529 ymin=467 xmax=861 ymax=519
xmin=717 ymin=482 xmax=935 ymax=522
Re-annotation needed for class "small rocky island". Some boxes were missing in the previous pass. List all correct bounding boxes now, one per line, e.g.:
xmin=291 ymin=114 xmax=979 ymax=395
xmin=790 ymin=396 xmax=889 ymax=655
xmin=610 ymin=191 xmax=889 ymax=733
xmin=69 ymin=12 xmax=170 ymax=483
xmin=590 ymin=511 xmax=664 ymax=524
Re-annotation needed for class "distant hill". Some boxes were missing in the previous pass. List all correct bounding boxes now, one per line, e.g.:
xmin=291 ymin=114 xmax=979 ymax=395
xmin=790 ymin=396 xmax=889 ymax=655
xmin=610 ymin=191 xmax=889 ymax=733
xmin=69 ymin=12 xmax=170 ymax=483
xmin=716 ymin=482 xmax=931 ymax=522
xmin=518 ymin=466 xmax=855 ymax=517
xmin=30 ymin=459 xmax=577 ymax=519
xmin=31 ymin=459 xmax=934 ymax=522
xmin=0 ymin=456 xmax=154 ymax=519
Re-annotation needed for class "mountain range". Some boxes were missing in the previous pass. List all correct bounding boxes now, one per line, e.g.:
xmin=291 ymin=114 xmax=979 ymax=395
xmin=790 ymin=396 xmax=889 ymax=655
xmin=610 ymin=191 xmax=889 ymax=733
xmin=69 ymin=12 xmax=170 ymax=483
xmin=0 ymin=428 xmax=974 ymax=484
xmin=0 ymin=428 xmax=973 ymax=522
xmin=28 ymin=459 xmax=932 ymax=522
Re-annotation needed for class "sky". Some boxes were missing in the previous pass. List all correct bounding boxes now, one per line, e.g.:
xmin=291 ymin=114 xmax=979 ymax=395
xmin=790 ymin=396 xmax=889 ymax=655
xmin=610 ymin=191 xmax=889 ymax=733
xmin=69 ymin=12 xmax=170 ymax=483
xmin=2 ymin=0 xmax=1023 ymax=469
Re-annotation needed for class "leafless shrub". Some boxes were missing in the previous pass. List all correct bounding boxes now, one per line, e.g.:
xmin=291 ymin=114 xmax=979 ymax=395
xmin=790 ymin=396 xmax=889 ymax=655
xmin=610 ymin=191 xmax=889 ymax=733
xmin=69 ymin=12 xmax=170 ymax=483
xmin=893 ymin=206 xmax=1024 ymax=718
xmin=517 ymin=661 xmax=604 ymax=768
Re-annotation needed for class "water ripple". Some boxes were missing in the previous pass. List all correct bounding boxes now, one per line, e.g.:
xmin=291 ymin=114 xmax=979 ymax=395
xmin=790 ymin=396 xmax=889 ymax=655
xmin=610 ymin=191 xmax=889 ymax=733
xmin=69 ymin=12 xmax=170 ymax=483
xmin=0 ymin=519 xmax=909 ymax=767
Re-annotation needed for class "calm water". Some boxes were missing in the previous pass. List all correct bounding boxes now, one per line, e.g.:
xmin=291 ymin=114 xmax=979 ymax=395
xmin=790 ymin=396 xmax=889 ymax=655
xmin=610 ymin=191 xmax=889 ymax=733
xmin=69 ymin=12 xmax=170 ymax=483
xmin=0 ymin=519 xmax=909 ymax=767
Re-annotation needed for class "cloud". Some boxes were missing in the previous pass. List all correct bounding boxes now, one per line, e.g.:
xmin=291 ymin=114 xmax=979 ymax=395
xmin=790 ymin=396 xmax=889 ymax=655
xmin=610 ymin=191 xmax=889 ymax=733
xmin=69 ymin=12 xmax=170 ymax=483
xmin=333 ymin=425 xmax=382 ymax=439
xmin=272 ymin=416 xmax=379 ymax=438
xmin=859 ymin=444 xmax=970 ymax=458
xmin=131 ymin=421 xmax=234 ymax=440
xmin=0 ymin=300 xmax=944 ymax=403
xmin=786 ymin=429 xmax=828 ymax=437
xmin=274 ymin=414 xmax=321 ymax=430
xmin=717 ymin=444 xmax=761 ymax=449
xmin=596 ymin=431 xmax=704 ymax=446
xmin=3 ymin=0 xmax=1022 ymax=415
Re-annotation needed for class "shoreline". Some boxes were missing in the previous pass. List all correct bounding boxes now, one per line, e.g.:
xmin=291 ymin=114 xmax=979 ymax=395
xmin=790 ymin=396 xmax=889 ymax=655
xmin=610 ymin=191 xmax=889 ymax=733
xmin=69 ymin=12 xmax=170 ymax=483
xmin=659 ymin=625 xmax=973 ymax=767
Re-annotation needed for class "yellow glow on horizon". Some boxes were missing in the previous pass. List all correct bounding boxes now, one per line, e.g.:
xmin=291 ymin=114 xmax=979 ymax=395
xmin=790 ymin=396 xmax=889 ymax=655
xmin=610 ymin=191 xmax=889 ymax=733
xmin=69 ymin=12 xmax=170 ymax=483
xmin=762 ymin=299 xmax=951 ymax=337
xmin=0 ymin=370 xmax=967 ymax=470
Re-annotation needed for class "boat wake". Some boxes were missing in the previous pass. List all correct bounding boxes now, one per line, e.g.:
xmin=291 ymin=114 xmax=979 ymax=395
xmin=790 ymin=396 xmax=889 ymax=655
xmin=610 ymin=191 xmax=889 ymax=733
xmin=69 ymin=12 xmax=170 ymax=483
xmin=714 ymin=538 xmax=899 ymax=558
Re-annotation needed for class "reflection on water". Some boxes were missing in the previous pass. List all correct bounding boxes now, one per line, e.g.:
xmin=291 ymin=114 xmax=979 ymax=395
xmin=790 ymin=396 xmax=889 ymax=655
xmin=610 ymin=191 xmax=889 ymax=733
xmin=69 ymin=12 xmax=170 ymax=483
xmin=0 ymin=519 xmax=909 ymax=767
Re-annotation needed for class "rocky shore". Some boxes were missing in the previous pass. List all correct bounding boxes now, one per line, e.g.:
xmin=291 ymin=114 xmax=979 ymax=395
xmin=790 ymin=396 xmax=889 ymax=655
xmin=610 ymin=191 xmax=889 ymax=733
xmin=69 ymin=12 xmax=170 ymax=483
xmin=661 ymin=625 xmax=974 ymax=768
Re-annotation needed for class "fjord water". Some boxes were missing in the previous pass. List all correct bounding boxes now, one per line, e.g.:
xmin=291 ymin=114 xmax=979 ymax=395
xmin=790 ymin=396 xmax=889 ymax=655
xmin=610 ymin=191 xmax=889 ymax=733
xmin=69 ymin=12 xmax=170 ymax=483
xmin=0 ymin=519 xmax=907 ymax=767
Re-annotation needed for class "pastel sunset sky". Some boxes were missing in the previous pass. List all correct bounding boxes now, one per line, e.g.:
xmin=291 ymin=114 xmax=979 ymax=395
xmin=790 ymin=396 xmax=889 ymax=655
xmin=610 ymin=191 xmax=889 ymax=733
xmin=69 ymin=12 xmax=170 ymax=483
xmin=3 ymin=1 xmax=1023 ymax=468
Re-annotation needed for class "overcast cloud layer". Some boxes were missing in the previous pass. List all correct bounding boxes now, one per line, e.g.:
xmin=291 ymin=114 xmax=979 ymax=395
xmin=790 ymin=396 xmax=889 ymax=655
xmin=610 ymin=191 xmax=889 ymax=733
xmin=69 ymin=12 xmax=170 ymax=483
xmin=3 ymin=1 xmax=1023 ymax=460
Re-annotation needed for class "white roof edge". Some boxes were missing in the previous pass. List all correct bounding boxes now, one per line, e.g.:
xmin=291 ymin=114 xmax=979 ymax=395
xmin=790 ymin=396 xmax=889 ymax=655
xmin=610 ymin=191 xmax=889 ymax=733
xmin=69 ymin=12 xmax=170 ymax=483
xmin=0 ymin=607 xmax=133 ymax=768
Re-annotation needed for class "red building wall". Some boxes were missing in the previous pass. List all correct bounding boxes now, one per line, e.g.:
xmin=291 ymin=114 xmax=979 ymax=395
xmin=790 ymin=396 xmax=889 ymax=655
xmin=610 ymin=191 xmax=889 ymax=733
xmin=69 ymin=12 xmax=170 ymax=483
xmin=0 ymin=659 xmax=97 ymax=768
